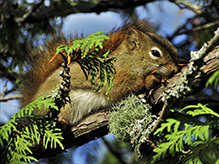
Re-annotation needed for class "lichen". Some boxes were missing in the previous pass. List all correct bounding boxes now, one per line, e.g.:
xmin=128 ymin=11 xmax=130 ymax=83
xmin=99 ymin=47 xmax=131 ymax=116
xmin=108 ymin=94 xmax=158 ymax=157
xmin=161 ymin=27 xmax=219 ymax=104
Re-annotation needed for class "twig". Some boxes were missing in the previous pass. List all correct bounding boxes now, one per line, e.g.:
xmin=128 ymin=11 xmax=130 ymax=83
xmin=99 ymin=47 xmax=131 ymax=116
xmin=0 ymin=94 xmax=22 ymax=102
xmin=175 ymin=20 xmax=219 ymax=37
xmin=167 ymin=16 xmax=194 ymax=41
xmin=170 ymin=0 xmax=203 ymax=15
xmin=150 ymin=103 xmax=167 ymax=135
xmin=0 ymin=80 xmax=8 ymax=97
xmin=14 ymin=0 xmax=45 ymax=23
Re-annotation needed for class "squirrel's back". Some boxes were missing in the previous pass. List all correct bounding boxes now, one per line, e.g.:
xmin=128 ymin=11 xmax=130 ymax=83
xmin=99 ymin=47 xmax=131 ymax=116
xmin=21 ymin=18 xmax=154 ymax=107
xmin=20 ymin=18 xmax=178 ymax=125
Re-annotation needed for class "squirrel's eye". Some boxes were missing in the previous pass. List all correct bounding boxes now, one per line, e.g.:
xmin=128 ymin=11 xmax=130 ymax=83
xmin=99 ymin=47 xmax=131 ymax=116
xmin=149 ymin=47 xmax=162 ymax=59
xmin=151 ymin=50 xmax=161 ymax=57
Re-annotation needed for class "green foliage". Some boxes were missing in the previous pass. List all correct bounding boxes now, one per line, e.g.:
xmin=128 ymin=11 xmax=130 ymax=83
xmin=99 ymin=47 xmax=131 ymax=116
xmin=152 ymin=60 xmax=219 ymax=163
xmin=0 ymin=96 xmax=63 ymax=164
xmin=0 ymin=31 xmax=116 ymax=163
xmin=56 ymin=31 xmax=116 ymax=99
xmin=108 ymin=94 xmax=158 ymax=157
xmin=152 ymin=104 xmax=219 ymax=164
xmin=206 ymin=69 xmax=219 ymax=89
xmin=181 ymin=103 xmax=219 ymax=118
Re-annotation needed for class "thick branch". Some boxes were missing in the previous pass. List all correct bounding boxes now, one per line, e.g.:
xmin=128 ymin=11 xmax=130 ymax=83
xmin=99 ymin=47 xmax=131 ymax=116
xmin=31 ymin=46 xmax=219 ymax=159
xmin=12 ymin=0 xmax=155 ymax=23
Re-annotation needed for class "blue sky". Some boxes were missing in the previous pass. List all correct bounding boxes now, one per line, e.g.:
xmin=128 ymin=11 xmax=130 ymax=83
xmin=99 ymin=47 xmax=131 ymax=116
xmin=62 ymin=1 xmax=194 ymax=41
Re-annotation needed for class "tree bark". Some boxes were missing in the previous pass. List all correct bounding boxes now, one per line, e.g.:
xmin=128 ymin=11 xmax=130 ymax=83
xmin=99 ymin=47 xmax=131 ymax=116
xmin=31 ymin=46 xmax=219 ymax=159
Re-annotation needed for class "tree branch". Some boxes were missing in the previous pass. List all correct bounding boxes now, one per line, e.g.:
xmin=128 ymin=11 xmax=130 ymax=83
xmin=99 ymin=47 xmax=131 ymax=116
xmin=0 ymin=95 xmax=22 ymax=102
xmin=29 ymin=44 xmax=219 ymax=159
xmin=12 ymin=0 xmax=155 ymax=23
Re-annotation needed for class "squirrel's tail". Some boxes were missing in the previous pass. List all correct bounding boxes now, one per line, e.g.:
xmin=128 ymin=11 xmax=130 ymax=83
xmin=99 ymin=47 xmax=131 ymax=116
xmin=20 ymin=34 xmax=73 ymax=107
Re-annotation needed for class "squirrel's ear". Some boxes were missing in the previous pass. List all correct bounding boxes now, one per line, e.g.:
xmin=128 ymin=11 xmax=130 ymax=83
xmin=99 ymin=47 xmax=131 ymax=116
xmin=125 ymin=28 xmax=141 ymax=50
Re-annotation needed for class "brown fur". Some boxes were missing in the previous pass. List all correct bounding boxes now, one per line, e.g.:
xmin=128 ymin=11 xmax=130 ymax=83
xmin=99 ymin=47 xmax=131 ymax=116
xmin=21 ymin=18 xmax=154 ymax=107
xmin=20 ymin=18 xmax=179 ymax=125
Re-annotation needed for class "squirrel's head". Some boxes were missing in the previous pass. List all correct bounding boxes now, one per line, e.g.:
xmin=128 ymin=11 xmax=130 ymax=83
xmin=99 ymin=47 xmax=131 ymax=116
xmin=123 ymin=27 xmax=179 ymax=78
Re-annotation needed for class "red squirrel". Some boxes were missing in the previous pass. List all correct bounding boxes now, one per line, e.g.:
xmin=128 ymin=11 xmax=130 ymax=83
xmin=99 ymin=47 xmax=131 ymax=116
xmin=20 ymin=18 xmax=178 ymax=125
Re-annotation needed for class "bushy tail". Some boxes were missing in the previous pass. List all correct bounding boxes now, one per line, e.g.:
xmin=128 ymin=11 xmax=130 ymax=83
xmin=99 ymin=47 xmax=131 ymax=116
xmin=20 ymin=34 xmax=72 ymax=107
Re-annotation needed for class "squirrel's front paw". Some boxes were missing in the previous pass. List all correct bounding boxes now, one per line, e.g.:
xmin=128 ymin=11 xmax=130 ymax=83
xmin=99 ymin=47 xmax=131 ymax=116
xmin=144 ymin=74 xmax=161 ymax=91
xmin=137 ymin=93 xmax=147 ymax=103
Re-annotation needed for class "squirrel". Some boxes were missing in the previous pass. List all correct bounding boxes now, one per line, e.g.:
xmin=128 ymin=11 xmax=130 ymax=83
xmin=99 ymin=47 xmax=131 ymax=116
xmin=20 ymin=18 xmax=179 ymax=125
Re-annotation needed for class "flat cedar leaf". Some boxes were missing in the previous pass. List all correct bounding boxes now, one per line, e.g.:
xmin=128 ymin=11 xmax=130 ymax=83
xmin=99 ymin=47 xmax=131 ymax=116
xmin=192 ymin=157 xmax=203 ymax=164
xmin=103 ymin=50 xmax=110 ymax=58
xmin=45 ymin=135 xmax=50 ymax=150
xmin=25 ymin=156 xmax=38 ymax=163
xmin=168 ymin=140 xmax=177 ymax=156
xmin=97 ymin=57 xmax=105 ymax=63
xmin=152 ymin=142 xmax=172 ymax=163
xmin=16 ymin=136 xmax=32 ymax=156
xmin=11 ymin=152 xmax=38 ymax=164
xmin=0 ymin=138 xmax=3 ymax=145
xmin=153 ymin=129 xmax=189 ymax=163
xmin=193 ymin=140 xmax=206 ymax=146
xmin=180 ymin=104 xmax=199 ymax=112
xmin=24 ymin=126 xmax=30 ymax=136
xmin=28 ymin=125 xmax=35 ymax=143
xmin=204 ymin=125 xmax=209 ymax=140
xmin=56 ymin=45 xmax=66 ymax=54
xmin=2 ymin=96 xmax=61 ymax=163
xmin=43 ymin=129 xmax=64 ymax=150
xmin=68 ymin=47 xmax=74 ymax=54
xmin=206 ymin=69 xmax=219 ymax=89
xmin=185 ymin=131 xmax=192 ymax=145
xmin=173 ymin=120 xmax=181 ymax=132
xmin=197 ymin=103 xmax=207 ymax=108
xmin=154 ymin=118 xmax=180 ymax=135
xmin=14 ymin=153 xmax=37 ymax=163
xmin=178 ymin=136 xmax=185 ymax=151
xmin=43 ymin=134 xmax=48 ymax=149
xmin=198 ymin=103 xmax=219 ymax=118
xmin=55 ymin=31 xmax=114 ymax=100
xmin=181 ymin=103 xmax=219 ymax=118
xmin=0 ymin=119 xmax=17 ymax=143
xmin=186 ymin=110 xmax=203 ymax=116
xmin=215 ymin=75 xmax=219 ymax=89
xmin=154 ymin=122 xmax=168 ymax=135
xmin=213 ymin=138 xmax=219 ymax=144
xmin=196 ymin=126 xmax=205 ymax=140
xmin=64 ymin=46 xmax=69 ymax=52
xmin=67 ymin=51 xmax=71 ymax=57
xmin=167 ymin=119 xmax=181 ymax=132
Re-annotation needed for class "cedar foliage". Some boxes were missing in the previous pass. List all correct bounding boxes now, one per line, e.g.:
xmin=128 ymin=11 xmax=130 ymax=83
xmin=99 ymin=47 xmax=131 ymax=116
xmin=0 ymin=31 xmax=115 ymax=164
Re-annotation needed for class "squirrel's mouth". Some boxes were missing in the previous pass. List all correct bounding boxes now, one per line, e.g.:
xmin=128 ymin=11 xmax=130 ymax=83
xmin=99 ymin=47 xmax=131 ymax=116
xmin=150 ymin=63 xmax=179 ymax=80
xmin=150 ymin=69 xmax=168 ymax=81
